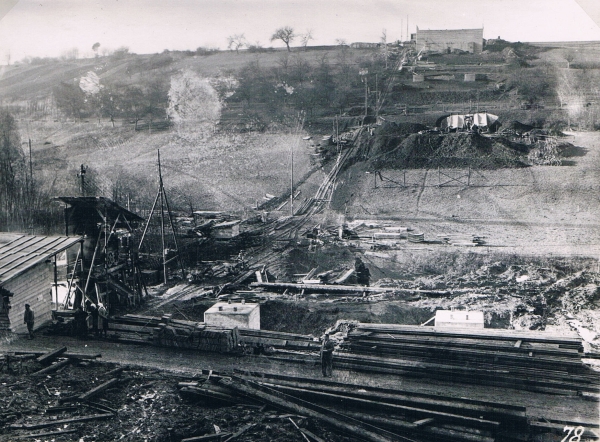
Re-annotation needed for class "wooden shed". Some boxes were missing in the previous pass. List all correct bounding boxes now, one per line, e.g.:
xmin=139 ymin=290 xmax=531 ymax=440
xmin=0 ymin=234 xmax=82 ymax=334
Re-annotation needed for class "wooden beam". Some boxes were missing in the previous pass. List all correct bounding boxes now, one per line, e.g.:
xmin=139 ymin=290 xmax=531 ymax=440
xmin=79 ymin=378 xmax=119 ymax=401
xmin=250 ymin=281 xmax=394 ymax=294
xmin=10 ymin=413 xmax=113 ymax=430
xmin=181 ymin=433 xmax=232 ymax=442
xmin=21 ymin=429 xmax=78 ymax=439
xmin=30 ymin=359 xmax=70 ymax=376
xmin=36 ymin=346 xmax=67 ymax=364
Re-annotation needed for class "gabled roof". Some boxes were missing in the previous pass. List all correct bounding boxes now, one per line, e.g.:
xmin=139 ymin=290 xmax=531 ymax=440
xmin=56 ymin=196 xmax=144 ymax=223
xmin=0 ymin=234 xmax=82 ymax=284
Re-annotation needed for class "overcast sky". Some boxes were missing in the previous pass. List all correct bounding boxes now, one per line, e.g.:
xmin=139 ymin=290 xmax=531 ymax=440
xmin=0 ymin=0 xmax=599 ymax=62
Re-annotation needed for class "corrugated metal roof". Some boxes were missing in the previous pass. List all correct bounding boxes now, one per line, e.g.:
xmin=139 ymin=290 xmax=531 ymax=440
xmin=0 ymin=234 xmax=82 ymax=284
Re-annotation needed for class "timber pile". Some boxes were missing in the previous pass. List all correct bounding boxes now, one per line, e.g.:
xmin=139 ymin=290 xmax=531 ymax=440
xmin=177 ymin=369 xmax=554 ymax=442
xmin=336 ymin=323 xmax=599 ymax=394
xmin=437 ymin=234 xmax=486 ymax=246
xmin=109 ymin=314 xmax=319 ymax=353
xmin=237 ymin=329 xmax=321 ymax=351
xmin=109 ymin=314 xmax=241 ymax=353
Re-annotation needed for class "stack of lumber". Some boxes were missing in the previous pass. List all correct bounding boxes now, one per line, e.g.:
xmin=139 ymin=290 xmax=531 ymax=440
xmin=407 ymin=232 xmax=425 ymax=243
xmin=437 ymin=234 xmax=485 ymax=246
xmin=110 ymin=314 xmax=241 ymax=353
xmin=336 ymin=323 xmax=599 ymax=395
xmin=177 ymin=369 xmax=532 ymax=442
xmin=111 ymin=315 xmax=320 ymax=353
xmin=153 ymin=318 xmax=241 ymax=353
xmin=237 ymin=329 xmax=320 ymax=351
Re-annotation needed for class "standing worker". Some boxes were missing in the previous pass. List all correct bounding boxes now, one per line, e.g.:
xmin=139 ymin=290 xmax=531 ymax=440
xmin=74 ymin=307 xmax=88 ymax=340
xmin=320 ymin=333 xmax=335 ymax=377
xmin=98 ymin=303 xmax=109 ymax=338
xmin=88 ymin=301 xmax=99 ymax=338
xmin=355 ymin=257 xmax=371 ymax=287
xmin=23 ymin=304 xmax=35 ymax=339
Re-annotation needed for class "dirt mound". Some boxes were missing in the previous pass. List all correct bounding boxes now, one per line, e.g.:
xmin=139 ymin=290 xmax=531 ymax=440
xmin=371 ymin=132 xmax=530 ymax=169
xmin=370 ymin=122 xmax=429 ymax=155
xmin=503 ymin=120 xmax=535 ymax=132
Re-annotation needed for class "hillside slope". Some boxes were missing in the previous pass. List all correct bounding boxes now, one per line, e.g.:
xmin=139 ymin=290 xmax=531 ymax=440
xmin=330 ymin=131 xmax=600 ymax=256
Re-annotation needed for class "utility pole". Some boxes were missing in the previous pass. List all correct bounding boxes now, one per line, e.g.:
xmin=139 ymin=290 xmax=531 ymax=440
xmin=290 ymin=136 xmax=294 ymax=216
xmin=28 ymin=139 xmax=33 ymax=188
xmin=79 ymin=164 xmax=87 ymax=196
xmin=158 ymin=151 xmax=167 ymax=285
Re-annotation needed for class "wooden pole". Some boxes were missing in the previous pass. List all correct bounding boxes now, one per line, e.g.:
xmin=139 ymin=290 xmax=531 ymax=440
xmin=138 ymin=189 xmax=160 ymax=250
xmin=158 ymin=150 xmax=167 ymax=285
xmin=162 ymin=185 xmax=186 ymax=277
xmin=290 ymin=134 xmax=294 ymax=216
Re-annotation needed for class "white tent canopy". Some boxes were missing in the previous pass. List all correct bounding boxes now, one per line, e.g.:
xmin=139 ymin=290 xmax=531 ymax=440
xmin=442 ymin=112 xmax=500 ymax=131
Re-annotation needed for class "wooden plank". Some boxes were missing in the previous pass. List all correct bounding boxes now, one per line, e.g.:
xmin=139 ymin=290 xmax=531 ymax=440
xmin=30 ymin=359 xmax=70 ymax=376
xmin=223 ymin=423 xmax=255 ymax=442
xmin=250 ymin=281 xmax=393 ymax=293
xmin=79 ymin=378 xmax=119 ymax=401
xmin=413 ymin=418 xmax=435 ymax=427
xmin=181 ymin=433 xmax=232 ymax=442
xmin=21 ymin=429 xmax=78 ymax=439
xmin=63 ymin=352 xmax=102 ymax=360
xmin=104 ymin=366 xmax=125 ymax=377
xmin=36 ymin=346 xmax=67 ymax=364
xmin=332 ymin=268 xmax=355 ymax=284
xmin=9 ymin=413 xmax=113 ymax=430
xmin=289 ymin=417 xmax=311 ymax=442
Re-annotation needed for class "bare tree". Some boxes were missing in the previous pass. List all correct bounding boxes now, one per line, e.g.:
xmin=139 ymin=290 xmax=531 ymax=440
xmin=271 ymin=26 xmax=296 ymax=52
xmin=227 ymin=34 xmax=247 ymax=54
xmin=380 ymin=29 xmax=389 ymax=69
xmin=300 ymin=29 xmax=314 ymax=51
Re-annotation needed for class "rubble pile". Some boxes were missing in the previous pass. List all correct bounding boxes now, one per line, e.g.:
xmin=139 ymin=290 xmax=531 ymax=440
xmin=371 ymin=132 xmax=531 ymax=170
xmin=0 ymin=349 xmax=343 ymax=442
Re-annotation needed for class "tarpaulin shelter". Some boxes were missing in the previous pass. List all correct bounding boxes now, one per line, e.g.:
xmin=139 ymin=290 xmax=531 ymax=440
xmin=439 ymin=113 xmax=501 ymax=132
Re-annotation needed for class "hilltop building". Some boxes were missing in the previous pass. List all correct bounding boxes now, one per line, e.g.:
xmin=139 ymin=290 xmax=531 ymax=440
xmin=412 ymin=27 xmax=483 ymax=54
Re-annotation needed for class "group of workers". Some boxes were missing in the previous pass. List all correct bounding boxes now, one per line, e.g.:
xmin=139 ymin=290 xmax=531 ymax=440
xmin=73 ymin=301 xmax=109 ymax=339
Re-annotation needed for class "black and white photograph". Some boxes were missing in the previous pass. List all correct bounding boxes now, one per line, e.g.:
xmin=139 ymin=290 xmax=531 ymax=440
xmin=0 ymin=0 xmax=599 ymax=440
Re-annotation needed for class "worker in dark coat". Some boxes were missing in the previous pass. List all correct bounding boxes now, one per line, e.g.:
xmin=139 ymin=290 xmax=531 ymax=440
xmin=320 ymin=333 xmax=335 ymax=377
xmin=23 ymin=304 xmax=35 ymax=339
xmin=355 ymin=257 xmax=371 ymax=286
xmin=87 ymin=302 xmax=99 ymax=337
xmin=74 ymin=307 xmax=88 ymax=339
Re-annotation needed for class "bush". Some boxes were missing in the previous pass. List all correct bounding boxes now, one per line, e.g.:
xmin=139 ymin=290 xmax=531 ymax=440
xmin=195 ymin=47 xmax=219 ymax=56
